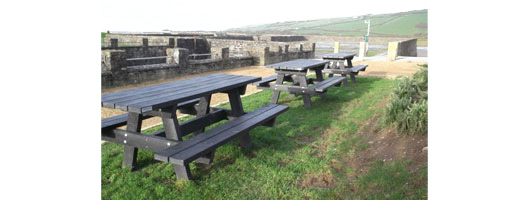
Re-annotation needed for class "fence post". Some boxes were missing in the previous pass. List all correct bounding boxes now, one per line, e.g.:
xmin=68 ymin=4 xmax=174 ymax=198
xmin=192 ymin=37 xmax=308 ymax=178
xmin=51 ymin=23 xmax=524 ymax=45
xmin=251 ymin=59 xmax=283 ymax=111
xmin=359 ymin=42 xmax=367 ymax=61
xmin=387 ymin=41 xmax=399 ymax=61
xmin=334 ymin=42 xmax=340 ymax=53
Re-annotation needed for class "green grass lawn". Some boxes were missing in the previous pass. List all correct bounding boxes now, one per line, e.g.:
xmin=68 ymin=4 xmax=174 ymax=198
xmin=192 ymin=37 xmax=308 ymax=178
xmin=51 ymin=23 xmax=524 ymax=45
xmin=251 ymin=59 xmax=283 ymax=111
xmin=101 ymin=77 xmax=427 ymax=199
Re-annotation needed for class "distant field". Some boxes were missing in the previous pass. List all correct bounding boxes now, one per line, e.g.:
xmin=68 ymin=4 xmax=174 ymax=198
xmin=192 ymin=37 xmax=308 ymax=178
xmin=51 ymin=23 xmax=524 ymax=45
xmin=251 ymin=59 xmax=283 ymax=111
xmin=228 ymin=9 xmax=427 ymax=38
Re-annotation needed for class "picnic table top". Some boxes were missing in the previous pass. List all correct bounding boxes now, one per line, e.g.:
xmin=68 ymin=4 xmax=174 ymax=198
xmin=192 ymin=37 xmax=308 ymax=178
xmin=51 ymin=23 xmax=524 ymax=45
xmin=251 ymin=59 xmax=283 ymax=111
xmin=266 ymin=59 xmax=329 ymax=71
xmin=321 ymin=53 xmax=356 ymax=60
xmin=101 ymin=74 xmax=260 ymax=113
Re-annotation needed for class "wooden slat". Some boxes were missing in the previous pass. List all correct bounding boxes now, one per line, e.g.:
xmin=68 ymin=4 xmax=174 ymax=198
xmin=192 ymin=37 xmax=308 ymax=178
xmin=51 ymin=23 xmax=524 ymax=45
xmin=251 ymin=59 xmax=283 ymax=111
xmin=101 ymin=98 xmax=199 ymax=130
xmin=102 ymin=129 xmax=179 ymax=152
xmin=168 ymin=104 xmax=289 ymax=165
xmin=102 ymin=74 xmax=225 ymax=103
xmin=132 ymin=77 xmax=260 ymax=113
xmin=322 ymin=53 xmax=356 ymax=60
xmin=251 ymin=74 xmax=293 ymax=87
xmin=351 ymin=64 xmax=368 ymax=72
xmin=154 ymin=104 xmax=283 ymax=162
xmin=266 ymin=59 xmax=329 ymax=71
xmin=313 ymin=77 xmax=345 ymax=92
xmin=110 ymin=76 xmax=253 ymax=111
xmin=108 ymin=75 xmax=240 ymax=108
xmin=322 ymin=68 xmax=352 ymax=75
xmin=103 ymin=75 xmax=242 ymax=110
xmin=179 ymin=109 xmax=228 ymax=136
xmin=103 ymin=75 xmax=260 ymax=113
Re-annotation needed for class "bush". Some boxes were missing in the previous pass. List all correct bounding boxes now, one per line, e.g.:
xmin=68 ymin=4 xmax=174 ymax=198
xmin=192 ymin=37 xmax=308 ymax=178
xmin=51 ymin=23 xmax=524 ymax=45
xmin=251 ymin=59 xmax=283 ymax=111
xmin=383 ymin=65 xmax=428 ymax=135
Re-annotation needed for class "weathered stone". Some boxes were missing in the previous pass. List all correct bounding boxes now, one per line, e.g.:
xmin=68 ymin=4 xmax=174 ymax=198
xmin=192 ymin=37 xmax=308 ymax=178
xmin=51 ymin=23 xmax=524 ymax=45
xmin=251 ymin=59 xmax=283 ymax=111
xmin=221 ymin=48 xmax=229 ymax=60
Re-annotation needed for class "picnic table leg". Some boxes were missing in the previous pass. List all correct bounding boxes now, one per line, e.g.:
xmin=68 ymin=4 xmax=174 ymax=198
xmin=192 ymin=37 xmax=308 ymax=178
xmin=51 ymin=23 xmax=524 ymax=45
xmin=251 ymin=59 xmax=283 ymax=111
xmin=228 ymin=87 xmax=252 ymax=149
xmin=194 ymin=95 xmax=216 ymax=165
xmin=351 ymin=71 xmax=358 ymax=83
xmin=346 ymin=58 xmax=353 ymax=68
xmin=270 ymin=73 xmax=286 ymax=104
xmin=297 ymin=75 xmax=312 ymax=108
xmin=161 ymin=106 xmax=183 ymax=141
xmin=314 ymin=68 xmax=324 ymax=82
xmin=338 ymin=61 xmax=348 ymax=86
xmin=194 ymin=95 xmax=211 ymax=135
xmin=158 ymin=106 xmax=195 ymax=178
xmin=289 ymin=75 xmax=298 ymax=98
xmin=174 ymin=164 xmax=192 ymax=180
xmin=122 ymin=113 xmax=143 ymax=170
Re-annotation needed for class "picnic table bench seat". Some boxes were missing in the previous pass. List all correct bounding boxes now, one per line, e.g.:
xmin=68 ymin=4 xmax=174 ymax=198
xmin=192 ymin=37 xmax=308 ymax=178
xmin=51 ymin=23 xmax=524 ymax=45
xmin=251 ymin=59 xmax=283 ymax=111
xmin=154 ymin=103 xmax=288 ymax=180
xmin=252 ymin=74 xmax=293 ymax=87
xmin=323 ymin=64 xmax=369 ymax=74
xmin=101 ymin=98 xmax=200 ymax=131
xmin=312 ymin=76 xmax=346 ymax=92
xmin=351 ymin=64 xmax=368 ymax=72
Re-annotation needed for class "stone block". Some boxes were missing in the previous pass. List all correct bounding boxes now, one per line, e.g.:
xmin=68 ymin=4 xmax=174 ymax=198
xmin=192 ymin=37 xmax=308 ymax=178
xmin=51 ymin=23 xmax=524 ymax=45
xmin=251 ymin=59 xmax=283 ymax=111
xmin=221 ymin=48 xmax=229 ymax=60
xmin=387 ymin=42 xmax=399 ymax=61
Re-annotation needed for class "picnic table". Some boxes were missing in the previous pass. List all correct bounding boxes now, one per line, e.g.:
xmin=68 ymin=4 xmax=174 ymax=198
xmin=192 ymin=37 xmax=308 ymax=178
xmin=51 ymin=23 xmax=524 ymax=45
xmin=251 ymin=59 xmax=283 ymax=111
xmin=101 ymin=74 xmax=288 ymax=180
xmin=321 ymin=53 xmax=368 ymax=85
xmin=253 ymin=59 xmax=345 ymax=108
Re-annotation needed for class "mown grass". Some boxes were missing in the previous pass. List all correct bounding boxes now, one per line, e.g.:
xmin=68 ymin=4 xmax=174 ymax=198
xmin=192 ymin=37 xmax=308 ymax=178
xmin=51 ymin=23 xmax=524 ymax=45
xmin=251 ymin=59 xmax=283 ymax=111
xmin=102 ymin=76 xmax=427 ymax=199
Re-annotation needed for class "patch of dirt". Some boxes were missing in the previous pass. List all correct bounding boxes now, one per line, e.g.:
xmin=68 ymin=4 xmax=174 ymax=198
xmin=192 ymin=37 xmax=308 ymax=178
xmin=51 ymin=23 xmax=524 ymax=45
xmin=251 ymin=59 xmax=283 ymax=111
xmin=353 ymin=61 xmax=426 ymax=79
xmin=346 ymin=113 xmax=427 ymax=177
xmin=299 ymin=170 xmax=337 ymax=189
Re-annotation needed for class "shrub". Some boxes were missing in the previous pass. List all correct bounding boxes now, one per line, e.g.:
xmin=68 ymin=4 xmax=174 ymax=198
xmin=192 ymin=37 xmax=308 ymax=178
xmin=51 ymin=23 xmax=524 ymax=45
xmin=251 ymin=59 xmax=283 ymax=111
xmin=383 ymin=65 xmax=428 ymax=135
xmin=413 ymin=64 xmax=428 ymax=91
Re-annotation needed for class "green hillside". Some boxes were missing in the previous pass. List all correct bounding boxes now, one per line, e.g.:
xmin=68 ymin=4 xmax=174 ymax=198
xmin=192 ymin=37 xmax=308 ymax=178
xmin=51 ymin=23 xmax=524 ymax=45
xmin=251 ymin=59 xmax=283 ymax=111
xmin=227 ymin=9 xmax=427 ymax=38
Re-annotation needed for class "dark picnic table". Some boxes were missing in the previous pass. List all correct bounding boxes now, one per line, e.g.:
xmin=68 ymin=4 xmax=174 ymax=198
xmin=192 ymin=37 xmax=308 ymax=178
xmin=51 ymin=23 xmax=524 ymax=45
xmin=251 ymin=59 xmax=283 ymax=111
xmin=254 ymin=59 xmax=346 ymax=108
xmin=321 ymin=53 xmax=368 ymax=85
xmin=101 ymin=73 xmax=288 ymax=180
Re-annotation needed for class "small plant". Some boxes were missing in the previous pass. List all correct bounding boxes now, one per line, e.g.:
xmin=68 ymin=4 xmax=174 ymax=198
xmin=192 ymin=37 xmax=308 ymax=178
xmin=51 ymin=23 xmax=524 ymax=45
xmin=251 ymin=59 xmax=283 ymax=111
xmin=383 ymin=65 xmax=428 ymax=135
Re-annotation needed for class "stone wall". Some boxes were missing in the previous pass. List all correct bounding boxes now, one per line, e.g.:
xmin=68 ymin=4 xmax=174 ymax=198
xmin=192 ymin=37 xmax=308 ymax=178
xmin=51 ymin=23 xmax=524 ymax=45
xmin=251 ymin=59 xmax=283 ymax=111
xmin=262 ymin=44 xmax=315 ymax=65
xmin=207 ymin=38 xmax=315 ymax=65
xmin=101 ymin=56 xmax=253 ymax=89
xmin=387 ymin=39 xmax=417 ymax=61
xmin=397 ymin=39 xmax=418 ymax=57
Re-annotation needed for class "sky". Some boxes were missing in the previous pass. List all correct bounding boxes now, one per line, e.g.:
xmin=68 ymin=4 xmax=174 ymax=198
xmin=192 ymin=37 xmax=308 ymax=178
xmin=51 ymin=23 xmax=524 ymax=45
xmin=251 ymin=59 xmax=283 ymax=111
xmin=101 ymin=0 xmax=427 ymax=32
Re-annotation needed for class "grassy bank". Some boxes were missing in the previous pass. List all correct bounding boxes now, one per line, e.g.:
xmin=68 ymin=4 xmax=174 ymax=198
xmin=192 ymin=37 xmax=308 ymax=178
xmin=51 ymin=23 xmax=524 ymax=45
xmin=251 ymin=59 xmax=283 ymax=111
xmin=101 ymin=76 xmax=427 ymax=199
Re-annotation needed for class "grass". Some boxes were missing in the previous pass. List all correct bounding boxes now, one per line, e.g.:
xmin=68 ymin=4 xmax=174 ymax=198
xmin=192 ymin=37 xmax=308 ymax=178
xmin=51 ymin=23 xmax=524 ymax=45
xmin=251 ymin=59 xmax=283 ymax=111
xmin=102 ymin=76 xmax=427 ymax=199
xmin=365 ymin=51 xmax=381 ymax=57
xmin=229 ymin=9 xmax=427 ymax=38
xmin=101 ymin=32 xmax=107 ymax=46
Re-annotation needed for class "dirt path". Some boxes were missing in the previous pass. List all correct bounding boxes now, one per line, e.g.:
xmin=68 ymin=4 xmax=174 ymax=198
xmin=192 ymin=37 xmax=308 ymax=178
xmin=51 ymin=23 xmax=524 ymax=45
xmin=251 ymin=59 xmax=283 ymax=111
xmin=354 ymin=60 xmax=426 ymax=79
xmin=101 ymin=61 xmax=424 ymax=130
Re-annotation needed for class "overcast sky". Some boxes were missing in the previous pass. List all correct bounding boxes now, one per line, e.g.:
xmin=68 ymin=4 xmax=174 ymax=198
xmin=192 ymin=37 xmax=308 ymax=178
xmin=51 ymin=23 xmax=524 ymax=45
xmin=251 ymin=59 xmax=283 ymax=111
xmin=101 ymin=0 xmax=427 ymax=32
